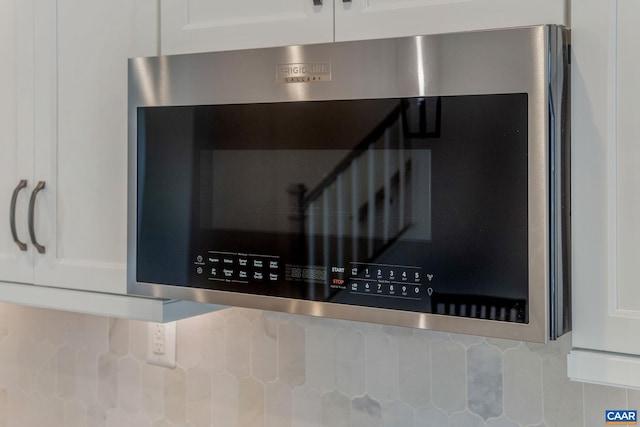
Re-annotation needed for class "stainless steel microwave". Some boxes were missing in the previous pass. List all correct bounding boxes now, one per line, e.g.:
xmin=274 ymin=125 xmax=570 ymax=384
xmin=127 ymin=25 xmax=570 ymax=342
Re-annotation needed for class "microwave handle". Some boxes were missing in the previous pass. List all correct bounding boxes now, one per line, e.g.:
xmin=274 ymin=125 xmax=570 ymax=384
xmin=28 ymin=181 xmax=46 ymax=254
xmin=10 ymin=179 xmax=28 ymax=251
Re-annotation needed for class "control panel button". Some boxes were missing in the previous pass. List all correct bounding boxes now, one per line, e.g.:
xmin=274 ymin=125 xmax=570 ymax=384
xmin=347 ymin=262 xmax=424 ymax=300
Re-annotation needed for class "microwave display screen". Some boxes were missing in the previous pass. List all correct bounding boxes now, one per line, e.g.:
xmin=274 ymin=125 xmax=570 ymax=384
xmin=136 ymin=94 xmax=529 ymax=323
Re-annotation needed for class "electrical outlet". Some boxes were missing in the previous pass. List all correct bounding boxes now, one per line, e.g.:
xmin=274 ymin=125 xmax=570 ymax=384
xmin=152 ymin=323 xmax=166 ymax=355
xmin=147 ymin=321 xmax=176 ymax=368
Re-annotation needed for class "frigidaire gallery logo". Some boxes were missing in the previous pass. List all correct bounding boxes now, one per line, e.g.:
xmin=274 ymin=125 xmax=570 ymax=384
xmin=276 ymin=62 xmax=331 ymax=83
xmin=606 ymin=410 xmax=638 ymax=425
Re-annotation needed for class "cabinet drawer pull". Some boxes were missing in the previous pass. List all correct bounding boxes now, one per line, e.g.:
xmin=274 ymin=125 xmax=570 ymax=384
xmin=28 ymin=181 xmax=46 ymax=254
xmin=313 ymin=0 xmax=322 ymax=5
xmin=10 ymin=180 xmax=28 ymax=251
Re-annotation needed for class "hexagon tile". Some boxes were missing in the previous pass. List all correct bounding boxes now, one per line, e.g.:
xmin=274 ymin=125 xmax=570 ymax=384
xmin=0 ymin=302 xmax=636 ymax=426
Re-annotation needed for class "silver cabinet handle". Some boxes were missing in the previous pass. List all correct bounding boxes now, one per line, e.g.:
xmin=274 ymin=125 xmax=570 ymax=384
xmin=28 ymin=181 xmax=45 ymax=254
xmin=10 ymin=180 xmax=28 ymax=251
xmin=313 ymin=0 xmax=322 ymax=5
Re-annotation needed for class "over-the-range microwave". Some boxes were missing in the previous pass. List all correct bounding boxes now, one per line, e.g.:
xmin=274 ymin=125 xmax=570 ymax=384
xmin=127 ymin=25 xmax=570 ymax=342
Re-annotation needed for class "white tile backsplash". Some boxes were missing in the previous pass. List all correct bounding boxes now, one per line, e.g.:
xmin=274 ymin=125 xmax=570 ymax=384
xmin=187 ymin=368 xmax=211 ymax=427
xmin=334 ymin=328 xmax=365 ymax=397
xmin=251 ymin=318 xmax=278 ymax=383
xmin=164 ymin=366 xmax=187 ymax=424
xmin=350 ymin=394 xmax=382 ymax=427
xmin=238 ymin=377 xmax=264 ymax=427
xmin=264 ymin=381 xmax=291 ymax=427
xmin=320 ymin=391 xmax=350 ymax=427
xmin=541 ymin=337 xmax=584 ymax=427
xmin=397 ymin=333 xmax=431 ymax=409
xmin=382 ymin=400 xmax=413 ymax=427
xmin=467 ymin=342 xmax=503 ymax=420
xmin=291 ymin=385 xmax=321 ymax=427
xmin=449 ymin=410 xmax=486 ymax=427
xmin=224 ymin=315 xmax=252 ymax=379
xmin=431 ymin=338 xmax=467 ymax=414
xmin=0 ymin=302 xmax=637 ymax=426
xmin=278 ymin=322 xmax=305 ymax=388
xmin=503 ymin=345 xmax=544 ymax=425
xmin=304 ymin=323 xmax=337 ymax=392
xmin=211 ymin=372 xmax=239 ymax=427
xmin=365 ymin=331 xmax=399 ymax=402
xmin=414 ymin=403 xmax=448 ymax=427
xmin=486 ymin=416 xmax=520 ymax=427
xmin=583 ymin=384 xmax=627 ymax=427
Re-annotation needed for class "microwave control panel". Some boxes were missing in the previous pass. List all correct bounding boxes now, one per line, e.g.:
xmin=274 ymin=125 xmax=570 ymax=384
xmin=193 ymin=251 xmax=427 ymax=300
xmin=191 ymin=250 xmax=525 ymax=323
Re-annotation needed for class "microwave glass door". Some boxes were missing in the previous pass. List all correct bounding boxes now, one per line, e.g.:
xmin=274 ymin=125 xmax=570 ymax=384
xmin=136 ymin=94 xmax=529 ymax=323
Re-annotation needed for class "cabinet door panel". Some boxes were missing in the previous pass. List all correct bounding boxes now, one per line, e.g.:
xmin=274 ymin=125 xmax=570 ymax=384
xmin=614 ymin=0 xmax=640 ymax=313
xmin=161 ymin=0 xmax=334 ymax=55
xmin=0 ymin=0 xmax=34 ymax=284
xmin=335 ymin=0 xmax=566 ymax=42
xmin=32 ymin=0 xmax=157 ymax=294
xmin=571 ymin=0 xmax=640 ymax=356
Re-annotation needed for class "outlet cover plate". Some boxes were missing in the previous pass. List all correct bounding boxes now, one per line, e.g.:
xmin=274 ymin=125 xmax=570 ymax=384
xmin=147 ymin=321 xmax=177 ymax=368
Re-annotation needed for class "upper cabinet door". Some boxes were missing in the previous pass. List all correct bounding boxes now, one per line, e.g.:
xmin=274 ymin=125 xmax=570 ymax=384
xmin=568 ymin=0 xmax=640 ymax=388
xmin=0 ymin=0 xmax=34 ymax=284
xmin=31 ymin=0 xmax=157 ymax=294
xmin=160 ymin=0 xmax=334 ymax=55
xmin=571 ymin=0 xmax=640 ymax=356
xmin=335 ymin=0 xmax=567 ymax=42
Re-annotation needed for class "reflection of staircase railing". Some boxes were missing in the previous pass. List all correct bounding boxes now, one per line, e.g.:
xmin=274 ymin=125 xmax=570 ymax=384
xmin=300 ymin=104 xmax=404 ymax=210
xmin=288 ymin=103 xmax=408 ymax=268
xmin=288 ymin=97 xmax=439 ymax=293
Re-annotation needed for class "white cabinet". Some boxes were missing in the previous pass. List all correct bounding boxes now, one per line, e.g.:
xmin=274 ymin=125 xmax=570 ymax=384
xmin=0 ymin=0 xmax=33 ymax=285
xmin=568 ymin=0 xmax=640 ymax=389
xmin=334 ymin=0 xmax=566 ymax=42
xmin=160 ymin=0 xmax=334 ymax=55
xmin=0 ymin=0 xmax=218 ymax=321
xmin=31 ymin=0 xmax=156 ymax=294
xmin=160 ymin=0 xmax=567 ymax=55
